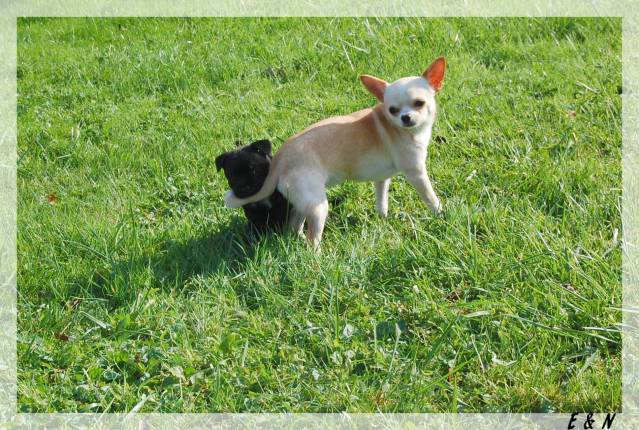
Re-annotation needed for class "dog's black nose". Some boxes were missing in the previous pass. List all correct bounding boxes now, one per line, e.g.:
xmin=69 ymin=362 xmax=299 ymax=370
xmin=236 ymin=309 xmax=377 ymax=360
xmin=401 ymin=114 xmax=411 ymax=124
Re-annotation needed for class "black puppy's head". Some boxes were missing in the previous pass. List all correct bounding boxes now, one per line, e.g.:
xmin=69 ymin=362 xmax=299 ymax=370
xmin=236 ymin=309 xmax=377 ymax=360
xmin=215 ymin=139 xmax=273 ymax=199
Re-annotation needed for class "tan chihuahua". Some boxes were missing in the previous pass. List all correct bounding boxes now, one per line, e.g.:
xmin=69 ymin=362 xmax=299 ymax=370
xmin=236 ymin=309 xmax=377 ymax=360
xmin=225 ymin=57 xmax=446 ymax=250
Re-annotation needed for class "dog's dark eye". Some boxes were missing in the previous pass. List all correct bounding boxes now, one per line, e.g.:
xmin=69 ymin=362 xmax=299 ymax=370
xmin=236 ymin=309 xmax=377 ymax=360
xmin=389 ymin=106 xmax=399 ymax=115
xmin=414 ymin=100 xmax=425 ymax=108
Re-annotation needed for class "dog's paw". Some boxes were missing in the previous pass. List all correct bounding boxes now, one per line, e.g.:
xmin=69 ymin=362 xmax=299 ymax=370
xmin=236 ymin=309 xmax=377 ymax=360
xmin=430 ymin=199 xmax=443 ymax=215
xmin=224 ymin=190 xmax=242 ymax=208
xmin=376 ymin=204 xmax=389 ymax=219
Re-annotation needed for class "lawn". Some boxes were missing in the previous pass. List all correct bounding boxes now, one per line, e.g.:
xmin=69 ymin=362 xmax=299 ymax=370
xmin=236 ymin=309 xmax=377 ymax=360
xmin=17 ymin=17 xmax=621 ymax=412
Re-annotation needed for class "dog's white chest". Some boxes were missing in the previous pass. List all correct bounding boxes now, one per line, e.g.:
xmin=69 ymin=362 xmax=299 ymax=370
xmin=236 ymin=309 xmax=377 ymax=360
xmin=351 ymin=151 xmax=398 ymax=182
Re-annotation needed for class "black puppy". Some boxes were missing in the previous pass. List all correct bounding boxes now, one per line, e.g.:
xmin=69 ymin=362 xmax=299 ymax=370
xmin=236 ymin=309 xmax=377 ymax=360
xmin=215 ymin=139 xmax=290 ymax=231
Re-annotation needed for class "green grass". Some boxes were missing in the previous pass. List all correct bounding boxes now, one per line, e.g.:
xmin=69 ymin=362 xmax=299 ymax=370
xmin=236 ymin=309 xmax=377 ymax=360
xmin=17 ymin=17 xmax=622 ymax=413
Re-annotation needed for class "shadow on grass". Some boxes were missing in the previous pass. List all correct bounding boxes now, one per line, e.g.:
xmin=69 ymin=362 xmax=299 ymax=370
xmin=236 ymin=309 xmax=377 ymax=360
xmin=73 ymin=216 xmax=287 ymax=307
xmin=70 ymin=191 xmax=353 ymax=307
xmin=151 ymin=217 xmax=266 ymax=286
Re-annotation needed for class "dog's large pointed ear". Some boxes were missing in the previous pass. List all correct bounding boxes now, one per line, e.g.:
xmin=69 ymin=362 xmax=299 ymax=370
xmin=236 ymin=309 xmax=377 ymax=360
xmin=422 ymin=57 xmax=446 ymax=92
xmin=360 ymin=74 xmax=388 ymax=102
xmin=249 ymin=139 xmax=272 ymax=156
xmin=215 ymin=153 xmax=228 ymax=172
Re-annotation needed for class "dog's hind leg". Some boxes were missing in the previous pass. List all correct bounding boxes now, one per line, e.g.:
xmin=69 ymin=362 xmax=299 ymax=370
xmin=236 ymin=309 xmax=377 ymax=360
xmin=305 ymin=198 xmax=328 ymax=253
xmin=289 ymin=208 xmax=306 ymax=238
xmin=282 ymin=170 xmax=328 ymax=252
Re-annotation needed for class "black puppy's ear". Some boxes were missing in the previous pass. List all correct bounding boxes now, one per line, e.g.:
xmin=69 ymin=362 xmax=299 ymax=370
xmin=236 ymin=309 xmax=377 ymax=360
xmin=215 ymin=153 xmax=228 ymax=172
xmin=250 ymin=139 xmax=272 ymax=156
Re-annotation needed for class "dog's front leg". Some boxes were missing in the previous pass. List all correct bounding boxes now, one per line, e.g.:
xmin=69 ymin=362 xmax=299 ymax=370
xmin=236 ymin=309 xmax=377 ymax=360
xmin=375 ymin=178 xmax=391 ymax=218
xmin=405 ymin=169 xmax=441 ymax=214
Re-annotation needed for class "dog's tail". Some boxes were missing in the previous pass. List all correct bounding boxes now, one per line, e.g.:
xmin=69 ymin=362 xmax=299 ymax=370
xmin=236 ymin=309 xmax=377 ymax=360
xmin=224 ymin=158 xmax=282 ymax=209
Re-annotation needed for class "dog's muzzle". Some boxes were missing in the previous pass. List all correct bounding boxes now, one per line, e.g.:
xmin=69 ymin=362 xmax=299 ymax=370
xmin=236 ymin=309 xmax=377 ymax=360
xmin=401 ymin=114 xmax=415 ymax=127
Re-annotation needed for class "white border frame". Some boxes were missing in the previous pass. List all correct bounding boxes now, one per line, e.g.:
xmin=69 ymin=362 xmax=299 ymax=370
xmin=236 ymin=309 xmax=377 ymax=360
xmin=1 ymin=1 xmax=637 ymax=429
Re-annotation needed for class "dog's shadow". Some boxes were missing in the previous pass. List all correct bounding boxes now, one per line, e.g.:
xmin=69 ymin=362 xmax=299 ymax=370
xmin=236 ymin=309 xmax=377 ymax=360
xmin=137 ymin=193 xmax=352 ymax=290
xmin=151 ymin=218 xmax=260 ymax=285
xmin=74 ymin=217 xmax=287 ymax=307
xmin=71 ymin=192 xmax=352 ymax=307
